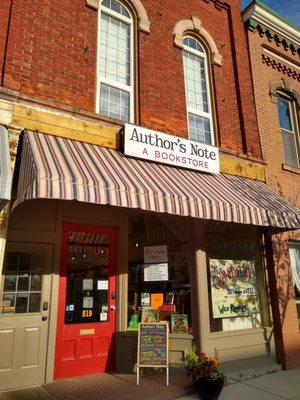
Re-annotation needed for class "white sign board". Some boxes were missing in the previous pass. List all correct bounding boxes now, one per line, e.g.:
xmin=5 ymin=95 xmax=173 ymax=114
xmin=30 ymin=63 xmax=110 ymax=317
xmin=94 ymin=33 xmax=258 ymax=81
xmin=144 ymin=245 xmax=168 ymax=264
xmin=97 ymin=280 xmax=109 ymax=290
xmin=124 ymin=123 xmax=219 ymax=174
xmin=144 ymin=263 xmax=169 ymax=282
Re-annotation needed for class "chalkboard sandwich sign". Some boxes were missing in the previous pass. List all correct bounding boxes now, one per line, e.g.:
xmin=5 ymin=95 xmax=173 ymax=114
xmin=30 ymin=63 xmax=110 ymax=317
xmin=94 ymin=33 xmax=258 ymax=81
xmin=137 ymin=322 xmax=169 ymax=386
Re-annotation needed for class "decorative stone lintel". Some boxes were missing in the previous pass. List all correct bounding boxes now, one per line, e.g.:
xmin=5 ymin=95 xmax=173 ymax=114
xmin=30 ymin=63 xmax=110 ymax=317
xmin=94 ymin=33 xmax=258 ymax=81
xmin=173 ymin=17 xmax=222 ymax=66
xmin=86 ymin=0 xmax=150 ymax=34
xmin=269 ymin=78 xmax=300 ymax=104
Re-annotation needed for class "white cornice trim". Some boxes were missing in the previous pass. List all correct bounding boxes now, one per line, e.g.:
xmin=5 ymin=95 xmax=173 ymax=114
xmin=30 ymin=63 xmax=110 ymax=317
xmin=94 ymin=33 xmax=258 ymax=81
xmin=243 ymin=3 xmax=300 ymax=46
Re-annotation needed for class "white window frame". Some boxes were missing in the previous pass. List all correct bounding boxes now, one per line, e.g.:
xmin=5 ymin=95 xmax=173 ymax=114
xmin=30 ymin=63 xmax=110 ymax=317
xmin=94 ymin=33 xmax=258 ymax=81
xmin=183 ymin=36 xmax=214 ymax=145
xmin=96 ymin=0 xmax=135 ymax=123
xmin=288 ymin=242 xmax=300 ymax=321
xmin=277 ymin=91 xmax=300 ymax=169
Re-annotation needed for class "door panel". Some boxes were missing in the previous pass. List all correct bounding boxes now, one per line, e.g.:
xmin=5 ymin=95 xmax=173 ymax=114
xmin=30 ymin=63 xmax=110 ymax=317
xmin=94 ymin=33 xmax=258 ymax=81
xmin=0 ymin=243 xmax=52 ymax=390
xmin=54 ymin=223 xmax=116 ymax=380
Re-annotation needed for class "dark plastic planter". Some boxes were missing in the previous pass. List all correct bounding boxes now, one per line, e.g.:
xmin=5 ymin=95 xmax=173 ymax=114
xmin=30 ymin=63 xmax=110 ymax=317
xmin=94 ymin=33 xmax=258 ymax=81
xmin=195 ymin=375 xmax=225 ymax=400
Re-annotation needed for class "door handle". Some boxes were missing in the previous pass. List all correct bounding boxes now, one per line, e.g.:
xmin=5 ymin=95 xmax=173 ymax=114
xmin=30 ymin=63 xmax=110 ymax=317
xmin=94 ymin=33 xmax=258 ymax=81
xmin=42 ymin=315 xmax=48 ymax=321
xmin=110 ymin=305 xmax=116 ymax=311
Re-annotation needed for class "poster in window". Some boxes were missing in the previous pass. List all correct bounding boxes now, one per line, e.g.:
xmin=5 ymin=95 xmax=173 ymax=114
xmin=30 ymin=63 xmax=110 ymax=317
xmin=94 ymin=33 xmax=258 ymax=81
xmin=144 ymin=263 xmax=169 ymax=282
xmin=170 ymin=314 xmax=189 ymax=333
xmin=209 ymin=259 xmax=259 ymax=319
xmin=150 ymin=293 xmax=164 ymax=310
xmin=141 ymin=292 xmax=151 ymax=306
xmin=141 ymin=307 xmax=159 ymax=323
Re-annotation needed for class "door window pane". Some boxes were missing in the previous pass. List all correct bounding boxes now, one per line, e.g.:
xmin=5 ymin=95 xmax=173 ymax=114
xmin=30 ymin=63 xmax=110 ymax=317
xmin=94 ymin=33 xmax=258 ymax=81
xmin=1 ymin=251 xmax=44 ymax=315
xmin=17 ymin=273 xmax=29 ymax=291
xmin=3 ymin=275 xmax=17 ymax=292
xmin=31 ymin=275 xmax=42 ymax=291
xmin=1 ymin=293 xmax=15 ymax=314
xmin=29 ymin=293 xmax=41 ymax=313
xmin=65 ymin=231 xmax=110 ymax=324
xmin=15 ymin=293 xmax=28 ymax=313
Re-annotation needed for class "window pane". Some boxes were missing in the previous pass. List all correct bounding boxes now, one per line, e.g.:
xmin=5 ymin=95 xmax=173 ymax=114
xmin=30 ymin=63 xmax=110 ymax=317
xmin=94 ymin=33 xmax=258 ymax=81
xmin=31 ymin=274 xmax=42 ymax=291
xmin=3 ymin=274 xmax=17 ymax=292
xmin=29 ymin=293 xmax=41 ymax=313
xmin=15 ymin=293 xmax=28 ymax=313
xmin=277 ymin=98 xmax=292 ymax=131
xmin=100 ymin=13 xmax=130 ymax=86
xmin=183 ymin=51 xmax=208 ymax=113
xmin=1 ymin=293 xmax=15 ymax=314
xmin=188 ymin=113 xmax=211 ymax=144
xmin=101 ymin=0 xmax=130 ymax=18
xmin=100 ymin=83 xmax=129 ymax=122
xmin=17 ymin=273 xmax=30 ymax=291
xmin=281 ymin=129 xmax=299 ymax=168
xmin=183 ymin=37 xmax=204 ymax=53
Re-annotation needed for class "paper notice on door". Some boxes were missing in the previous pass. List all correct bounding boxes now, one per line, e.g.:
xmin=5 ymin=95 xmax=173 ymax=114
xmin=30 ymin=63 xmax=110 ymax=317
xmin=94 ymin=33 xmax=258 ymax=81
xmin=83 ymin=279 xmax=93 ymax=290
xmin=100 ymin=312 xmax=108 ymax=321
xmin=97 ymin=280 xmax=108 ymax=290
xmin=83 ymin=296 xmax=93 ymax=309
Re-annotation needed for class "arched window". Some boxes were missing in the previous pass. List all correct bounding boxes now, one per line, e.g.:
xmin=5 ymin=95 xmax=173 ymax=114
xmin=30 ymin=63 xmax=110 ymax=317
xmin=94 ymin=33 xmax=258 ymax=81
xmin=183 ymin=36 xmax=214 ymax=145
xmin=97 ymin=0 xmax=134 ymax=122
xmin=277 ymin=91 xmax=300 ymax=168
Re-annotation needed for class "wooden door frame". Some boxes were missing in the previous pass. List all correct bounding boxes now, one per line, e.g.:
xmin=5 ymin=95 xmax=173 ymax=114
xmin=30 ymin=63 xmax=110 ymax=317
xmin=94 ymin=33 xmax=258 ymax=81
xmin=54 ymin=222 xmax=117 ymax=378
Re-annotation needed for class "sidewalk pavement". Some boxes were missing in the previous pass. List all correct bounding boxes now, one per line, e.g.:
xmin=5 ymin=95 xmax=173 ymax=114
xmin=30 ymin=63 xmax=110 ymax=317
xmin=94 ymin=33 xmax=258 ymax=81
xmin=176 ymin=368 xmax=300 ymax=400
xmin=0 ymin=366 xmax=299 ymax=400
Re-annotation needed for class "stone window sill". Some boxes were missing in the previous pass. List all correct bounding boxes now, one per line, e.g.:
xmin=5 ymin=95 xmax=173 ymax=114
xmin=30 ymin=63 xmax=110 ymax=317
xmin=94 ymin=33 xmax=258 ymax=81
xmin=282 ymin=164 xmax=300 ymax=175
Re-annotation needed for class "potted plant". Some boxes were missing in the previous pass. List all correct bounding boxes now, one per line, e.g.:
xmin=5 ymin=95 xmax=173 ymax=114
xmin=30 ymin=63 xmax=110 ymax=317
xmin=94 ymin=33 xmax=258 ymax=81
xmin=185 ymin=349 xmax=225 ymax=400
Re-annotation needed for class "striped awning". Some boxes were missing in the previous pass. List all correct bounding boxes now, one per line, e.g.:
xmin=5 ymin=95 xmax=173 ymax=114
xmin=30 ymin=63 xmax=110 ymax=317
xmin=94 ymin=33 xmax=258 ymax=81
xmin=14 ymin=131 xmax=300 ymax=229
xmin=0 ymin=125 xmax=12 ymax=207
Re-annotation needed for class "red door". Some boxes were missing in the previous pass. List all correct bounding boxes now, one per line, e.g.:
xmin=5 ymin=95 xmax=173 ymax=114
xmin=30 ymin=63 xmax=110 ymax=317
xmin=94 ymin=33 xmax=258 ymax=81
xmin=54 ymin=223 xmax=116 ymax=380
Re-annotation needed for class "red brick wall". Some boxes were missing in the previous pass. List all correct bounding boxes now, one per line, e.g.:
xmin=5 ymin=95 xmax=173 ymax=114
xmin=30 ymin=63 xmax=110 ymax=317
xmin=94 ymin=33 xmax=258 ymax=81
xmin=0 ymin=0 xmax=11 ymax=84
xmin=0 ymin=0 xmax=261 ymax=157
xmin=247 ymin=28 xmax=300 ymax=369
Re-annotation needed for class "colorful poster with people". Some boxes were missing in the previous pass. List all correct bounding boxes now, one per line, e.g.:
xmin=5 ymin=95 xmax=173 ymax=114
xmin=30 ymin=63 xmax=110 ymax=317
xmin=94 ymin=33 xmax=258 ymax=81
xmin=209 ymin=259 xmax=259 ymax=318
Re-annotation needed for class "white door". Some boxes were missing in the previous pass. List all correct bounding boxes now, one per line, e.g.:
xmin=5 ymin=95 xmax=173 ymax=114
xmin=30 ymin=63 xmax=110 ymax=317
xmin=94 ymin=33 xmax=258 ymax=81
xmin=0 ymin=243 xmax=52 ymax=390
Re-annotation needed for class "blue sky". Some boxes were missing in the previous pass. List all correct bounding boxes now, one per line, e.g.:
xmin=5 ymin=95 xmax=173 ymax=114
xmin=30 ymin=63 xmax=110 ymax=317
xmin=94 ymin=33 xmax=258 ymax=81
xmin=242 ymin=0 xmax=300 ymax=27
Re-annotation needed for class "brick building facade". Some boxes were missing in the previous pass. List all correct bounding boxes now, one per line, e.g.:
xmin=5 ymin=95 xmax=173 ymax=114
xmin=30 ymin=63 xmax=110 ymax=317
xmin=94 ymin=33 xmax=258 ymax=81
xmin=243 ymin=0 xmax=300 ymax=369
xmin=0 ymin=0 xmax=299 ymax=390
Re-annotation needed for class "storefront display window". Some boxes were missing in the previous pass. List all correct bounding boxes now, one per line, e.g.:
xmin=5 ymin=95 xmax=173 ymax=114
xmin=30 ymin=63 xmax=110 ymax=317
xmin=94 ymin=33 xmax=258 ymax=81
xmin=206 ymin=224 xmax=266 ymax=333
xmin=127 ymin=214 xmax=192 ymax=333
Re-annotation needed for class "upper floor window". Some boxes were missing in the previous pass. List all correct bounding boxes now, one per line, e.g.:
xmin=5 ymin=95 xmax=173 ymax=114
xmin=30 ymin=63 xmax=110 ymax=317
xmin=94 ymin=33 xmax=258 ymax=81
xmin=277 ymin=92 xmax=300 ymax=168
xmin=97 ymin=0 xmax=134 ymax=122
xmin=183 ymin=36 xmax=214 ymax=145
